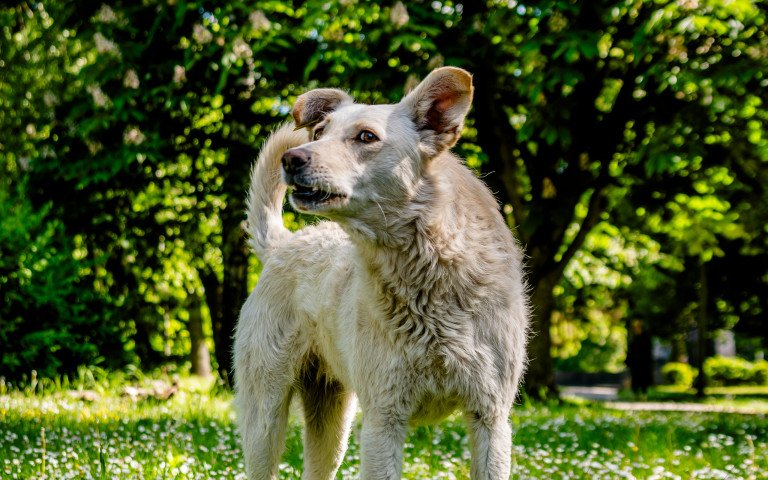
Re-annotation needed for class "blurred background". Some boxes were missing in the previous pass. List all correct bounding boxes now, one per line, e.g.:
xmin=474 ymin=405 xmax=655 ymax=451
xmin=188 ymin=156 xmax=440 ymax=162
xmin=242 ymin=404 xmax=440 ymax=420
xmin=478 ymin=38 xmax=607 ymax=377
xmin=1 ymin=0 xmax=766 ymax=399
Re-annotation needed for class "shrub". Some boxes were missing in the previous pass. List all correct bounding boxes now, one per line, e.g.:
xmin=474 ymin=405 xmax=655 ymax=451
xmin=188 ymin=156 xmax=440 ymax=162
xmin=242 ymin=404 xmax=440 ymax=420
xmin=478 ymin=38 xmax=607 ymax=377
xmin=704 ymin=356 xmax=761 ymax=386
xmin=0 ymin=179 xmax=127 ymax=380
xmin=753 ymin=360 xmax=768 ymax=385
xmin=661 ymin=362 xmax=697 ymax=388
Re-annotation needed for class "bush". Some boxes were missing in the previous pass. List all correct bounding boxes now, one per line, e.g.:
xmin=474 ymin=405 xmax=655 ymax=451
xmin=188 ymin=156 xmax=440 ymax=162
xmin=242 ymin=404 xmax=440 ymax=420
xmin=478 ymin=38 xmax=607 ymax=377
xmin=753 ymin=360 xmax=768 ymax=385
xmin=661 ymin=362 xmax=697 ymax=388
xmin=704 ymin=356 xmax=764 ymax=386
xmin=0 ymin=179 xmax=127 ymax=380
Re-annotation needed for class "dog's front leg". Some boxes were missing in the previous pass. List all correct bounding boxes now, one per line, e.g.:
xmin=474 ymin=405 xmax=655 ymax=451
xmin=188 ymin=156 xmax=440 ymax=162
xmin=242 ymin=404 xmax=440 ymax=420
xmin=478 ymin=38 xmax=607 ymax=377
xmin=358 ymin=411 xmax=408 ymax=479
xmin=465 ymin=411 xmax=512 ymax=479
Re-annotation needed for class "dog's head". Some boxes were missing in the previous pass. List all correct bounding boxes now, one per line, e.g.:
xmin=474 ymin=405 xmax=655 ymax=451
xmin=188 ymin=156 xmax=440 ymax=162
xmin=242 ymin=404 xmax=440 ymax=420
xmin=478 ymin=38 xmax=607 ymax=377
xmin=282 ymin=67 xmax=473 ymax=225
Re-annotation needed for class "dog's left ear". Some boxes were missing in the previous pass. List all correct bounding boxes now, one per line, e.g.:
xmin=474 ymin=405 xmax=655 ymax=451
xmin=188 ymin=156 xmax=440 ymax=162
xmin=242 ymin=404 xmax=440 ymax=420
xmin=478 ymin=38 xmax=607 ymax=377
xmin=400 ymin=67 xmax=474 ymax=157
xmin=292 ymin=88 xmax=354 ymax=130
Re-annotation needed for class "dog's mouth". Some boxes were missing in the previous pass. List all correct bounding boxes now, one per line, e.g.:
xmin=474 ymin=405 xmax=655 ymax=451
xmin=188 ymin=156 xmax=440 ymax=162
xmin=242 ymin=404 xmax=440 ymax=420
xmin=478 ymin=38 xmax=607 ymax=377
xmin=288 ymin=183 xmax=348 ymax=209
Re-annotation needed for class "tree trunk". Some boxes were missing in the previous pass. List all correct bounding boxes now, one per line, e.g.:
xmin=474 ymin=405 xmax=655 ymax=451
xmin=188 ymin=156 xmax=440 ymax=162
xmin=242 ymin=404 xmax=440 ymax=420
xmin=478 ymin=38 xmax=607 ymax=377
xmin=200 ymin=267 xmax=223 ymax=377
xmin=695 ymin=260 xmax=708 ymax=398
xmin=524 ymin=273 xmax=560 ymax=399
xmin=671 ymin=333 xmax=688 ymax=363
xmin=188 ymin=296 xmax=212 ymax=378
xmin=212 ymin=207 xmax=250 ymax=387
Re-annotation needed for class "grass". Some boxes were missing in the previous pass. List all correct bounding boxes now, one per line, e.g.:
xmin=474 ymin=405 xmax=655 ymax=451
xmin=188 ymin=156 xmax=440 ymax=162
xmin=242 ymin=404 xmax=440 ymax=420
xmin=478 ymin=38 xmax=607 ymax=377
xmin=1 ymin=376 xmax=766 ymax=479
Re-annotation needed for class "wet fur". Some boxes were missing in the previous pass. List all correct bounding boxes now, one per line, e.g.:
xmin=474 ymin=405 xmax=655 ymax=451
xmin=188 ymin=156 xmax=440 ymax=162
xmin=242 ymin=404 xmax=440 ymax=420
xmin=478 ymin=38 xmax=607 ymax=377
xmin=234 ymin=67 xmax=529 ymax=479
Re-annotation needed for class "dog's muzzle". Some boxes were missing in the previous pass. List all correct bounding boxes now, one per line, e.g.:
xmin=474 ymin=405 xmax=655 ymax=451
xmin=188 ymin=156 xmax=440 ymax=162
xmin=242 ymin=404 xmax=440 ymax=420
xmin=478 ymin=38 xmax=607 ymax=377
xmin=282 ymin=148 xmax=311 ymax=177
xmin=281 ymin=147 xmax=347 ymax=208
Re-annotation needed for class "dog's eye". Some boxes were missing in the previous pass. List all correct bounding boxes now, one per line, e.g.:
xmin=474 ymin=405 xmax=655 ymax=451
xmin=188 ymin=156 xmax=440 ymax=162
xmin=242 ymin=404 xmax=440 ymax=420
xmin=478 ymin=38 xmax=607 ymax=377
xmin=313 ymin=128 xmax=324 ymax=141
xmin=357 ymin=130 xmax=379 ymax=143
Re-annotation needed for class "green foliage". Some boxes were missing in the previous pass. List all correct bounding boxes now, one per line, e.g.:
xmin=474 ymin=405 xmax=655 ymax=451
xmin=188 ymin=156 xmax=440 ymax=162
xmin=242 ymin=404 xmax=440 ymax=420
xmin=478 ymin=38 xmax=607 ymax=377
xmin=754 ymin=361 xmax=768 ymax=386
xmin=551 ymin=300 xmax=628 ymax=374
xmin=1 ymin=0 xmax=766 ymax=389
xmin=661 ymin=362 xmax=698 ymax=388
xmin=0 ymin=180 xmax=127 ymax=378
xmin=704 ymin=356 xmax=768 ymax=386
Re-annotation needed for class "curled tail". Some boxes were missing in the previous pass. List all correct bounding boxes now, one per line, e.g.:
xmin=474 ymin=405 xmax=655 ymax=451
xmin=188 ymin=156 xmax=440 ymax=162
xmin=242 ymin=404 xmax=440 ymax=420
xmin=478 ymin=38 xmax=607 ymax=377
xmin=245 ymin=122 xmax=308 ymax=260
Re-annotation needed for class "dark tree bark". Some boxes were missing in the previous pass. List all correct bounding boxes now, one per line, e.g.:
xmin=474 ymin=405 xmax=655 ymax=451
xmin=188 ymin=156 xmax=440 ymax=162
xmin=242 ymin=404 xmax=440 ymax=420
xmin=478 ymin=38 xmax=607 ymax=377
xmin=524 ymin=273 xmax=561 ymax=397
xmin=695 ymin=261 xmax=709 ymax=398
xmin=211 ymin=204 xmax=249 ymax=387
xmin=188 ymin=296 xmax=212 ymax=378
xmin=200 ymin=267 xmax=223 ymax=375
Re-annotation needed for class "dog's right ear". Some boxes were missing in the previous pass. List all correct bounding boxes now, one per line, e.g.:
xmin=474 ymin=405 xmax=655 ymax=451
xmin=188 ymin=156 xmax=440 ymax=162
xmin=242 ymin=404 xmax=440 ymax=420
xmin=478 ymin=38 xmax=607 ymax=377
xmin=292 ymin=89 xmax=354 ymax=131
xmin=399 ymin=67 xmax=473 ymax=157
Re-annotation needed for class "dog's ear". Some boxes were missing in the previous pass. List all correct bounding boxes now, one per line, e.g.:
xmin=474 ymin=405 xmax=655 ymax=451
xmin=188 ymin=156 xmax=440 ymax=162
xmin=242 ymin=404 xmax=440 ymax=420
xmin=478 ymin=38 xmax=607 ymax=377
xmin=400 ymin=67 xmax=473 ymax=156
xmin=292 ymin=88 xmax=354 ymax=131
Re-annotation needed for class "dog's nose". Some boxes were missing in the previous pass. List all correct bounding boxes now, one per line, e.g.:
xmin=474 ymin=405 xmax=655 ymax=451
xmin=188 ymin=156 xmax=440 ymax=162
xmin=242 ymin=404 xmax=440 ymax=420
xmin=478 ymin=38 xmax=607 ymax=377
xmin=282 ymin=148 xmax=311 ymax=175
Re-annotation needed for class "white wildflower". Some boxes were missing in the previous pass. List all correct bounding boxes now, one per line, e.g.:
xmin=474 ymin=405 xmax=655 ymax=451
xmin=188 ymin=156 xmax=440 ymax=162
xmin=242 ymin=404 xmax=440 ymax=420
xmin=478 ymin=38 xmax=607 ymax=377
xmin=93 ymin=32 xmax=121 ymax=57
xmin=123 ymin=126 xmax=145 ymax=145
xmin=86 ymin=140 xmax=103 ymax=154
xmin=123 ymin=69 xmax=140 ymax=89
xmin=95 ymin=4 xmax=117 ymax=23
xmin=193 ymin=23 xmax=213 ymax=44
xmin=232 ymin=37 xmax=252 ymax=59
xmin=249 ymin=10 xmax=271 ymax=31
xmin=87 ymin=84 xmax=111 ymax=108
xmin=43 ymin=91 xmax=58 ymax=107
xmin=390 ymin=1 xmax=409 ymax=28
xmin=173 ymin=65 xmax=186 ymax=85
xmin=427 ymin=54 xmax=444 ymax=69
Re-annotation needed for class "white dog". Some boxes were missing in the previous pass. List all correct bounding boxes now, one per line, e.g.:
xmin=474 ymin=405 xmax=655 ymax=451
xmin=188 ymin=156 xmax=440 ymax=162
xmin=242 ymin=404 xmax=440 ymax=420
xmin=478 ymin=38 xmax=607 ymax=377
xmin=234 ymin=67 xmax=529 ymax=480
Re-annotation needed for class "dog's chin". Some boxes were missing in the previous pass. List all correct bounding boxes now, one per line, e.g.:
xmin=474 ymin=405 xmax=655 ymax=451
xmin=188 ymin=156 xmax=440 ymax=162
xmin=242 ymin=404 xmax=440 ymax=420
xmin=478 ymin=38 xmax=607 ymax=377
xmin=288 ymin=185 xmax=349 ymax=213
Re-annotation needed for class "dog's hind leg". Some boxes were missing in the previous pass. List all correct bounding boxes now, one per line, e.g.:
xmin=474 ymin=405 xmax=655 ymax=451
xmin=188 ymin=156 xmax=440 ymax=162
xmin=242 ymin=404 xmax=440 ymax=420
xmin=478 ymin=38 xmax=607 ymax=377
xmin=235 ymin=378 xmax=293 ymax=480
xmin=299 ymin=356 xmax=357 ymax=480
xmin=465 ymin=411 xmax=512 ymax=479
xmin=234 ymin=297 xmax=299 ymax=480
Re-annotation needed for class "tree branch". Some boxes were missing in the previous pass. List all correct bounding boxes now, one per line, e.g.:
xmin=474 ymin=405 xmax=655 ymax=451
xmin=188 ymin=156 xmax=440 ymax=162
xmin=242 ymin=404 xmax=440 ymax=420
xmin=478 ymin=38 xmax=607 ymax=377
xmin=553 ymin=183 xmax=607 ymax=279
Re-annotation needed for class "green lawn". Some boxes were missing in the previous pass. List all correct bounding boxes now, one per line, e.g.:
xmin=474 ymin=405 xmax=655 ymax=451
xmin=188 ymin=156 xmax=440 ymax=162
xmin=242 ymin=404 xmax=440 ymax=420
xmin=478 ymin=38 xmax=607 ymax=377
xmin=1 ymin=379 xmax=766 ymax=479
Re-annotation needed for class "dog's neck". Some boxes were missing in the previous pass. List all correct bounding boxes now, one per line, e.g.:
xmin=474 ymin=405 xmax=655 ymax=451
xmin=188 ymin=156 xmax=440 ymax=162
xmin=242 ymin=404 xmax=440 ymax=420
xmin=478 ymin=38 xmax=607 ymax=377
xmin=341 ymin=158 xmax=493 ymax=300
xmin=334 ymin=154 xmax=521 ymax=352
xmin=344 ymin=170 xmax=508 ymax=355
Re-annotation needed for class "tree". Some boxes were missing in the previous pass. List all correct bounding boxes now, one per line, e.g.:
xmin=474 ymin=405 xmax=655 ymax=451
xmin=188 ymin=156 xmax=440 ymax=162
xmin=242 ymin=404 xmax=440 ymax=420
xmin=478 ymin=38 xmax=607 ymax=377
xmin=3 ymin=0 xmax=765 ymax=395
xmin=430 ymin=0 xmax=768 ymax=396
xmin=1 ymin=2 xmax=129 ymax=378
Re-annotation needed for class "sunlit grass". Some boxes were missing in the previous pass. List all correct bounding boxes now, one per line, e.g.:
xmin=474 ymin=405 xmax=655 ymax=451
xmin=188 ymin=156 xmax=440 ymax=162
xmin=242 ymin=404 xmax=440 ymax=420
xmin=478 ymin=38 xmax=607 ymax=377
xmin=1 ymin=378 xmax=766 ymax=479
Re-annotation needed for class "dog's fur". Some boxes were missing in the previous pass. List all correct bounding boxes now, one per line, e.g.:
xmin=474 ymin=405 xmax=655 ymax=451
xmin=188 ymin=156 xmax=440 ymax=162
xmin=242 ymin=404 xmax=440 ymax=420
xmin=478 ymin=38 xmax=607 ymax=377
xmin=234 ymin=67 xmax=529 ymax=479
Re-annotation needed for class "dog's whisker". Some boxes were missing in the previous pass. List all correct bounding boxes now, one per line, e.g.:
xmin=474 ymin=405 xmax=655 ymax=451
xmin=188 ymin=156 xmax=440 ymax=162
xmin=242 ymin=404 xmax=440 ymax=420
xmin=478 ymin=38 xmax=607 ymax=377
xmin=374 ymin=200 xmax=388 ymax=227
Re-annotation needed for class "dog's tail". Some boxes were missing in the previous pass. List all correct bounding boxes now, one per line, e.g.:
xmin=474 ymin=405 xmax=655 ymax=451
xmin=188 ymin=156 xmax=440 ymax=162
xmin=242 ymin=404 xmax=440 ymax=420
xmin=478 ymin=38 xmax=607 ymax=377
xmin=245 ymin=122 xmax=307 ymax=260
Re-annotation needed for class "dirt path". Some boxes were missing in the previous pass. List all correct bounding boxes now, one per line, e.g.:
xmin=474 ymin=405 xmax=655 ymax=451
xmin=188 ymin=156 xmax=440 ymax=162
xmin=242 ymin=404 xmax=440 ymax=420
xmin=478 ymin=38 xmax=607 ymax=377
xmin=561 ymin=386 xmax=767 ymax=415
xmin=604 ymin=401 xmax=766 ymax=415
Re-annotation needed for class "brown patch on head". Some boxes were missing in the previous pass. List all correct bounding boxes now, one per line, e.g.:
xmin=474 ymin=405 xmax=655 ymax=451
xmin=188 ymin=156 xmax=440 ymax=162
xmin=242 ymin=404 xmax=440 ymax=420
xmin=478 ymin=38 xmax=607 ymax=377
xmin=292 ymin=88 xmax=354 ymax=130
